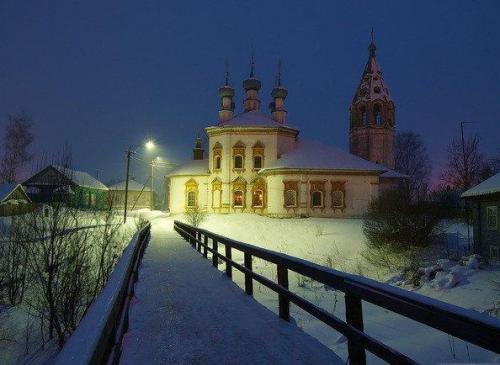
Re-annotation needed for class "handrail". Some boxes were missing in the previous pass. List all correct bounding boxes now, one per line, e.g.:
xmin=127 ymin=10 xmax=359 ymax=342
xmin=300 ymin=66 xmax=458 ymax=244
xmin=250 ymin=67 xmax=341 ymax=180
xmin=54 ymin=223 xmax=151 ymax=365
xmin=174 ymin=220 xmax=500 ymax=365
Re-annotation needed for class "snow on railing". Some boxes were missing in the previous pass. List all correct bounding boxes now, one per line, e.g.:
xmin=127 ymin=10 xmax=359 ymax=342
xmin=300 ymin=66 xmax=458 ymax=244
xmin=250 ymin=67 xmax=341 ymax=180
xmin=54 ymin=223 xmax=151 ymax=365
xmin=174 ymin=220 xmax=500 ymax=365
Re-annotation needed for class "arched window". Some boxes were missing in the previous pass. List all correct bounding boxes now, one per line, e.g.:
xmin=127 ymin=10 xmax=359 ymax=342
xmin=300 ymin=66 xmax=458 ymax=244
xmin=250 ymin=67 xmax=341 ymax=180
xmin=233 ymin=190 xmax=244 ymax=207
xmin=359 ymin=106 xmax=367 ymax=126
xmin=234 ymin=155 xmax=243 ymax=169
xmin=213 ymin=189 xmax=221 ymax=208
xmin=187 ymin=191 xmax=196 ymax=207
xmin=374 ymin=104 xmax=382 ymax=125
xmin=215 ymin=155 xmax=221 ymax=170
xmin=252 ymin=189 xmax=264 ymax=207
xmin=253 ymin=155 xmax=262 ymax=169
xmin=284 ymin=190 xmax=297 ymax=208
xmin=332 ymin=190 xmax=344 ymax=208
xmin=312 ymin=191 xmax=323 ymax=208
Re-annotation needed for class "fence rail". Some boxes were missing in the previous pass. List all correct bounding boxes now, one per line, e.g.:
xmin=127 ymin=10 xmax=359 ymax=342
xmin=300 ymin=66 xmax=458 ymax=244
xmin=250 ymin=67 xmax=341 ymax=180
xmin=54 ymin=223 xmax=151 ymax=365
xmin=174 ymin=220 xmax=500 ymax=365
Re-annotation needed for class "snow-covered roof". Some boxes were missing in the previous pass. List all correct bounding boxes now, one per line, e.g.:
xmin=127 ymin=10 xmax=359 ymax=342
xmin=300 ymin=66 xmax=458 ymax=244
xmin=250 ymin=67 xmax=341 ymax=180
xmin=53 ymin=166 xmax=108 ymax=190
xmin=214 ymin=110 xmax=298 ymax=130
xmin=108 ymin=179 xmax=151 ymax=192
xmin=380 ymin=169 xmax=409 ymax=179
xmin=461 ymin=173 xmax=500 ymax=198
xmin=259 ymin=140 xmax=387 ymax=173
xmin=168 ymin=159 xmax=210 ymax=177
xmin=352 ymin=42 xmax=393 ymax=104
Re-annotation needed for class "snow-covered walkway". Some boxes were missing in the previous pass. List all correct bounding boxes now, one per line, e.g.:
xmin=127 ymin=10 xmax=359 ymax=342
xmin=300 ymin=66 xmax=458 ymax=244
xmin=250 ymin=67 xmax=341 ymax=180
xmin=119 ymin=218 xmax=342 ymax=364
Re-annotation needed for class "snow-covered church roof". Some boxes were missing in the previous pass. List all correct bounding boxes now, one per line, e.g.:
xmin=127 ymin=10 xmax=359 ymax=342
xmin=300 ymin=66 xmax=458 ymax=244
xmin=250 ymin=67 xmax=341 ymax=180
xmin=462 ymin=172 xmax=500 ymax=198
xmin=352 ymin=40 xmax=392 ymax=105
xmin=168 ymin=159 xmax=210 ymax=177
xmin=259 ymin=140 xmax=388 ymax=174
xmin=214 ymin=110 xmax=298 ymax=130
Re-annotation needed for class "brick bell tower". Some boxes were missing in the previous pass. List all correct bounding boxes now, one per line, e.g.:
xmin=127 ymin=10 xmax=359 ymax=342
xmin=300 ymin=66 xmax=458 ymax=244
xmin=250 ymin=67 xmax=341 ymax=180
xmin=349 ymin=33 xmax=395 ymax=169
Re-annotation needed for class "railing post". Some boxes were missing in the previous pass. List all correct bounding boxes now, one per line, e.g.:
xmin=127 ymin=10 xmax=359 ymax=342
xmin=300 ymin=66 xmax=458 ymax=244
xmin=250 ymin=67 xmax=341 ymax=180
xmin=225 ymin=245 xmax=232 ymax=279
xmin=203 ymin=235 xmax=208 ymax=258
xmin=244 ymin=252 xmax=253 ymax=295
xmin=277 ymin=264 xmax=290 ymax=321
xmin=197 ymin=232 xmax=201 ymax=252
xmin=212 ymin=239 xmax=218 ymax=267
xmin=345 ymin=293 xmax=366 ymax=365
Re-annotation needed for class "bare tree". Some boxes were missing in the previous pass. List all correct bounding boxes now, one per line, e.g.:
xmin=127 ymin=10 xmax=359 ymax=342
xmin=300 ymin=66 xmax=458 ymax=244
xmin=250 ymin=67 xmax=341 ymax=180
xmin=442 ymin=135 xmax=484 ymax=192
xmin=0 ymin=111 xmax=34 ymax=183
xmin=395 ymin=131 xmax=432 ymax=201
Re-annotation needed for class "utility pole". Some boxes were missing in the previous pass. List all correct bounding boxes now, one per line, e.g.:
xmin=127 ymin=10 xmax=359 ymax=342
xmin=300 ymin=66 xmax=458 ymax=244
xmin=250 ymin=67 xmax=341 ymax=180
xmin=124 ymin=148 xmax=132 ymax=224
xmin=150 ymin=159 xmax=154 ymax=210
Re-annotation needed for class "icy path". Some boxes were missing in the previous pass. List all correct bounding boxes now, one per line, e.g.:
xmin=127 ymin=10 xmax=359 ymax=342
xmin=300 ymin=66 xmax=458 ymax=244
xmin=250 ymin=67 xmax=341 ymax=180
xmin=119 ymin=218 xmax=342 ymax=365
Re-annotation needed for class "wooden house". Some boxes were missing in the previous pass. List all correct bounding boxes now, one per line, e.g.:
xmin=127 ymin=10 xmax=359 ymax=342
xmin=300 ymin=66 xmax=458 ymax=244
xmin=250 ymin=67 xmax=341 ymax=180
xmin=108 ymin=178 xmax=154 ymax=210
xmin=0 ymin=183 xmax=33 ymax=216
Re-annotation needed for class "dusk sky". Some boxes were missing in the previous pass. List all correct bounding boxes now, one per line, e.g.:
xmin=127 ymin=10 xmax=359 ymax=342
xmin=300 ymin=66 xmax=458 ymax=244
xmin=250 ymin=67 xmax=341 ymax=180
xmin=0 ymin=1 xmax=499 ymax=185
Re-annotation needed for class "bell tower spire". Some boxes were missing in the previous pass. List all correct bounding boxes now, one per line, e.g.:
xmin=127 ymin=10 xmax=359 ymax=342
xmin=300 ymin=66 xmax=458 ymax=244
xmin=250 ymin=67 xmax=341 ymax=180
xmin=269 ymin=59 xmax=288 ymax=124
xmin=349 ymin=31 xmax=396 ymax=169
xmin=243 ymin=50 xmax=261 ymax=112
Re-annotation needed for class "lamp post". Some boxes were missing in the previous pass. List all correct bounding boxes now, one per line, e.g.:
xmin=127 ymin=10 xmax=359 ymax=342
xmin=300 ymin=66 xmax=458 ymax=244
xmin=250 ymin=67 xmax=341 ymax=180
xmin=123 ymin=140 xmax=155 ymax=224
xmin=150 ymin=157 xmax=161 ymax=210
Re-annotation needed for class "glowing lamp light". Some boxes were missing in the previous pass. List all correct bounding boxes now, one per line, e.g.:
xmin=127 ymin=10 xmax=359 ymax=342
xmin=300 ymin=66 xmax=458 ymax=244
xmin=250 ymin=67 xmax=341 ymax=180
xmin=145 ymin=140 xmax=155 ymax=150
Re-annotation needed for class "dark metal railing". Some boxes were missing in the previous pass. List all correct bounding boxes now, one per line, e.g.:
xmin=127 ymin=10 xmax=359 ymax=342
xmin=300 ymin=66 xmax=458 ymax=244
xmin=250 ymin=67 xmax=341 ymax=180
xmin=174 ymin=220 xmax=500 ymax=365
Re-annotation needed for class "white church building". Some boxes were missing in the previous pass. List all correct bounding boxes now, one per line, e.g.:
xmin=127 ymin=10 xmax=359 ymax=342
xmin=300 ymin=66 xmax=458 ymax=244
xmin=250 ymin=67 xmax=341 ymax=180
xmin=168 ymin=40 xmax=405 ymax=218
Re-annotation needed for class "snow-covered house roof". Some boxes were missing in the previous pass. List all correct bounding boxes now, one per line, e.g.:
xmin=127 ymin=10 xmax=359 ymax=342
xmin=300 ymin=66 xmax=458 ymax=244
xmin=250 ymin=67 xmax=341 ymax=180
xmin=461 ymin=173 xmax=500 ymax=198
xmin=168 ymin=159 xmax=210 ymax=177
xmin=380 ymin=169 xmax=409 ymax=179
xmin=108 ymin=179 xmax=151 ymax=192
xmin=259 ymin=140 xmax=388 ymax=174
xmin=213 ymin=110 xmax=299 ymax=131
xmin=0 ymin=184 xmax=31 ymax=203
xmin=52 ymin=166 xmax=108 ymax=190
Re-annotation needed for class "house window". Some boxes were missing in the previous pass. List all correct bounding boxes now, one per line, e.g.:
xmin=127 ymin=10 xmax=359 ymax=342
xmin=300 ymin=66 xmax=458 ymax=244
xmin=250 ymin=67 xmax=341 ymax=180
xmin=487 ymin=206 xmax=498 ymax=230
xmin=284 ymin=190 xmax=297 ymax=208
xmin=233 ymin=190 xmax=244 ymax=207
xmin=490 ymin=246 xmax=499 ymax=262
xmin=90 ymin=192 xmax=97 ymax=207
xmin=332 ymin=190 xmax=344 ymax=208
xmin=312 ymin=191 xmax=323 ymax=207
xmin=252 ymin=190 xmax=264 ymax=207
xmin=215 ymin=156 xmax=221 ymax=170
xmin=253 ymin=155 xmax=262 ymax=169
xmin=187 ymin=191 xmax=196 ymax=208
xmin=234 ymin=155 xmax=243 ymax=169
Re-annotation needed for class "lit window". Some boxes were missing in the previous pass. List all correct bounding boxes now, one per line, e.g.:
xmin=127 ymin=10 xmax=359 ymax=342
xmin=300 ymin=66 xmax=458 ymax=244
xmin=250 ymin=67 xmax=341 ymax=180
xmin=187 ymin=191 xmax=196 ymax=207
xmin=487 ymin=206 xmax=498 ymax=230
xmin=234 ymin=155 xmax=243 ymax=169
xmin=312 ymin=191 xmax=323 ymax=207
xmin=252 ymin=190 xmax=263 ymax=207
xmin=284 ymin=190 xmax=297 ymax=208
xmin=332 ymin=190 xmax=344 ymax=208
xmin=253 ymin=155 xmax=262 ymax=169
xmin=215 ymin=156 xmax=221 ymax=170
xmin=233 ymin=190 xmax=244 ymax=207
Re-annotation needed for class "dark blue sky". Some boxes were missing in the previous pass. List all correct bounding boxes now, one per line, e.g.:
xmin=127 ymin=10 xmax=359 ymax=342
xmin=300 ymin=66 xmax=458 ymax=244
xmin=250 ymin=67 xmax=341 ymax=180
xmin=0 ymin=1 xmax=499 ymax=184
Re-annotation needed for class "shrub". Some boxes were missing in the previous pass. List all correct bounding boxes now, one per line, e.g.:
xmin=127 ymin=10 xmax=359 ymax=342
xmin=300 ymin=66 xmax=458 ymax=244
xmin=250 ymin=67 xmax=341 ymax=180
xmin=363 ymin=188 xmax=443 ymax=250
xmin=185 ymin=206 xmax=207 ymax=227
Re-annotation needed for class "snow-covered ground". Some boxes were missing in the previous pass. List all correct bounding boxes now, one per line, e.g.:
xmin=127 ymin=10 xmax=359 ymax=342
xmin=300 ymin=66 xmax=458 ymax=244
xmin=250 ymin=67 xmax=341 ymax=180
xmin=169 ymin=213 xmax=500 ymax=364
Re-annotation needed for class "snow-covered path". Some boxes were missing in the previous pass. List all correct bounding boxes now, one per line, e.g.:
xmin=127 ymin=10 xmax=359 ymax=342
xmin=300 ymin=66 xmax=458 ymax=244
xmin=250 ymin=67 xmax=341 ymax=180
xmin=119 ymin=218 xmax=342 ymax=365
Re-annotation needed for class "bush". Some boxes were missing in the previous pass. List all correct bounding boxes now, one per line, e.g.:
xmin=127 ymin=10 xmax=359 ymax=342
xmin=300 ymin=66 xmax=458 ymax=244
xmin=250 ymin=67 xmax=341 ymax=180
xmin=185 ymin=206 xmax=207 ymax=227
xmin=363 ymin=188 xmax=443 ymax=250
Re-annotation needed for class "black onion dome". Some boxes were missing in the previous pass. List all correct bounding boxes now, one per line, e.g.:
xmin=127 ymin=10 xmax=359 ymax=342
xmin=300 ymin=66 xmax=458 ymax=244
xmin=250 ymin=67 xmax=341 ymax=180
xmin=272 ymin=86 xmax=288 ymax=99
xmin=219 ymin=85 xmax=235 ymax=98
xmin=243 ymin=77 xmax=261 ymax=91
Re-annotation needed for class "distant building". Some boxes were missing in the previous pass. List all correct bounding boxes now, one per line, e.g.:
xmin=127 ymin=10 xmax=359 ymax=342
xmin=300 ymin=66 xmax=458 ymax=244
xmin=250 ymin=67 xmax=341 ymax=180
xmin=23 ymin=165 xmax=108 ymax=209
xmin=0 ymin=183 xmax=33 ymax=216
xmin=108 ymin=178 xmax=154 ymax=210
xmin=168 ymin=38 xmax=405 ymax=217
xmin=462 ymin=172 xmax=500 ymax=262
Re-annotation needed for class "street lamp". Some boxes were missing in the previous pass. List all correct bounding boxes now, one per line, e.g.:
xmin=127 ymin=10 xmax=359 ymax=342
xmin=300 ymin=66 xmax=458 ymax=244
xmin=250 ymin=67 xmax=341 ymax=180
xmin=150 ymin=156 xmax=161 ymax=211
xmin=145 ymin=140 xmax=155 ymax=150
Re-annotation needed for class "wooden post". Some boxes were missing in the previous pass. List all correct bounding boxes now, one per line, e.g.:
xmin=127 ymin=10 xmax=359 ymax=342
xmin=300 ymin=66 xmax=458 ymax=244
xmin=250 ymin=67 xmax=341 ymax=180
xmin=203 ymin=235 xmax=208 ymax=258
xmin=197 ymin=232 xmax=201 ymax=252
xmin=277 ymin=264 xmax=290 ymax=321
xmin=225 ymin=245 xmax=232 ymax=278
xmin=244 ymin=252 xmax=253 ymax=295
xmin=345 ymin=293 xmax=366 ymax=365
xmin=212 ymin=239 xmax=218 ymax=267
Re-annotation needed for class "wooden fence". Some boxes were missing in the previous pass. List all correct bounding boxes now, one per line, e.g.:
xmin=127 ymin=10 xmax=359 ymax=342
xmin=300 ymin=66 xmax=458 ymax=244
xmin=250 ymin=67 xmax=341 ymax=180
xmin=174 ymin=220 xmax=500 ymax=365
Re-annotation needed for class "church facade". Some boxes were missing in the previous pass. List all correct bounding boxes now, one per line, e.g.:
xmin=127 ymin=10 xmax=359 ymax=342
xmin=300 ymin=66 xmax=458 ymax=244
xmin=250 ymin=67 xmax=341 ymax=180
xmin=168 ymin=39 xmax=404 ymax=218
